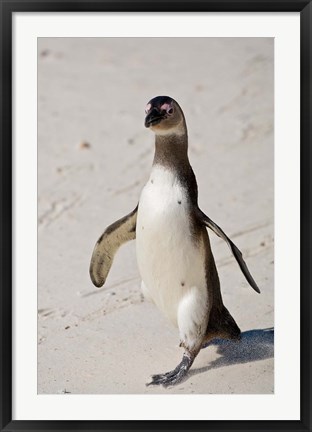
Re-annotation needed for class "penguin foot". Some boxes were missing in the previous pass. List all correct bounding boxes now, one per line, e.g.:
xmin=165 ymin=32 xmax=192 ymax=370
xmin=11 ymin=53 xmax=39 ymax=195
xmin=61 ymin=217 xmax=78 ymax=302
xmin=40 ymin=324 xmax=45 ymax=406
xmin=146 ymin=353 xmax=193 ymax=387
xmin=146 ymin=369 xmax=187 ymax=387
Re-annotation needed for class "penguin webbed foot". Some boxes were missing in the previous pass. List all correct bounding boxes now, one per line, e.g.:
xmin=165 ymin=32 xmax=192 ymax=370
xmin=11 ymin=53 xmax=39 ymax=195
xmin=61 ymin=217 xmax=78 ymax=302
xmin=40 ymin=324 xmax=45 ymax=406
xmin=146 ymin=353 xmax=192 ymax=387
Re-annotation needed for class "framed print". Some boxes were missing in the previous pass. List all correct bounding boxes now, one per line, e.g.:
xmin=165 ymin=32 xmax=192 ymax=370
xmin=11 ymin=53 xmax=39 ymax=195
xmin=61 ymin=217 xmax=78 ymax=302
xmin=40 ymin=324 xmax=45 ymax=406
xmin=1 ymin=1 xmax=311 ymax=431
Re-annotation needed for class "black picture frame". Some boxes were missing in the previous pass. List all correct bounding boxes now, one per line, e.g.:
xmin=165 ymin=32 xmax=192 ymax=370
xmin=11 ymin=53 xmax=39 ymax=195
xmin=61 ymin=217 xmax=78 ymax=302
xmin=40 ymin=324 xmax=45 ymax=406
xmin=1 ymin=1 xmax=311 ymax=431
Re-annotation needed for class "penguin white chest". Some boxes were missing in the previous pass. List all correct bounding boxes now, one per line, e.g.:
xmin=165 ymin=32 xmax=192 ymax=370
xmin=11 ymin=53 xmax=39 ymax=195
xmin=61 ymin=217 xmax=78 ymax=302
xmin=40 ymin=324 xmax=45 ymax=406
xmin=136 ymin=166 xmax=207 ymax=326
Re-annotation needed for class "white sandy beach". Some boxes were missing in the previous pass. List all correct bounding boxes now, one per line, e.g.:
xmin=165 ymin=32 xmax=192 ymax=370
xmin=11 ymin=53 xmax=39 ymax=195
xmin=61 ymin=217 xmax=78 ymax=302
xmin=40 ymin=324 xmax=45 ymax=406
xmin=38 ymin=37 xmax=274 ymax=394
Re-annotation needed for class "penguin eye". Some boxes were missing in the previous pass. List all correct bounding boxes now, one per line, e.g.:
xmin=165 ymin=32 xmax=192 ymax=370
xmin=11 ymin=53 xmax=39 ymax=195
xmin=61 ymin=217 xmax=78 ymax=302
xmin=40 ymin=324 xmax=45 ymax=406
xmin=145 ymin=103 xmax=152 ymax=114
xmin=160 ymin=102 xmax=174 ymax=115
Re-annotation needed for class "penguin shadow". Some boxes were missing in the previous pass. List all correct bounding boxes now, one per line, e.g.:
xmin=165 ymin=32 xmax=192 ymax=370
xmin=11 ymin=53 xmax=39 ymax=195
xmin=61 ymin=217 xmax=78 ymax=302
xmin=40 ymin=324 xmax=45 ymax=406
xmin=190 ymin=327 xmax=274 ymax=379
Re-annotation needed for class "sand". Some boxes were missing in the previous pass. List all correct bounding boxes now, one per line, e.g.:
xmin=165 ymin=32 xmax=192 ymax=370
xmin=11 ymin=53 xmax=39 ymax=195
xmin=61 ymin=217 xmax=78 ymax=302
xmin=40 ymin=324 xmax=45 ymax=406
xmin=37 ymin=37 xmax=274 ymax=394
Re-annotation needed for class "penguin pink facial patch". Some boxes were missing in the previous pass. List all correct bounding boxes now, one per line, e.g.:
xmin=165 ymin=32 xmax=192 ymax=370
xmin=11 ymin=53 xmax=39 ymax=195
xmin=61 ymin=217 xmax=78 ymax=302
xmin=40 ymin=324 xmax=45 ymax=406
xmin=160 ymin=103 xmax=173 ymax=114
xmin=145 ymin=103 xmax=152 ymax=114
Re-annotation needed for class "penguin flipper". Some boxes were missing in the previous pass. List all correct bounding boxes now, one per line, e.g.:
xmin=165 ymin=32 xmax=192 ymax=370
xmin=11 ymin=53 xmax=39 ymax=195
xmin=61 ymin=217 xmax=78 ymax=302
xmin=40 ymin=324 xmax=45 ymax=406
xmin=196 ymin=208 xmax=260 ymax=294
xmin=89 ymin=205 xmax=138 ymax=288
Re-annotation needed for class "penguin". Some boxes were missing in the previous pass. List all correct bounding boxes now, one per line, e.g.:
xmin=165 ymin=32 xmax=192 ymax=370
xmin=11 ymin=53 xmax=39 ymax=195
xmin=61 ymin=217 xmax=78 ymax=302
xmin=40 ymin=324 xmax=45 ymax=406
xmin=90 ymin=96 xmax=260 ymax=387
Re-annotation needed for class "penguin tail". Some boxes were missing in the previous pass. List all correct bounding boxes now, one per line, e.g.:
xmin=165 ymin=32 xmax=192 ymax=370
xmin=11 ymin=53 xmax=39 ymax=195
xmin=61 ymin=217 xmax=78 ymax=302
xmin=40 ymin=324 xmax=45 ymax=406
xmin=205 ymin=306 xmax=241 ymax=342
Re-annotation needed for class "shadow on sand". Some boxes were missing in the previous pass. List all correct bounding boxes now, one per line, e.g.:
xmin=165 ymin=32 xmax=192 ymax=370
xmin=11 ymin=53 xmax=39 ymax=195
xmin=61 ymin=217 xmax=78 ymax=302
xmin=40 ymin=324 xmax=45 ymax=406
xmin=190 ymin=327 xmax=274 ymax=378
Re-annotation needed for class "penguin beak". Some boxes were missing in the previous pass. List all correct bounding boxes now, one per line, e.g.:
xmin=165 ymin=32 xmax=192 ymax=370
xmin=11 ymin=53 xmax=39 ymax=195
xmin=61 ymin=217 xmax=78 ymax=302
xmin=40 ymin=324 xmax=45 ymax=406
xmin=145 ymin=108 xmax=164 ymax=128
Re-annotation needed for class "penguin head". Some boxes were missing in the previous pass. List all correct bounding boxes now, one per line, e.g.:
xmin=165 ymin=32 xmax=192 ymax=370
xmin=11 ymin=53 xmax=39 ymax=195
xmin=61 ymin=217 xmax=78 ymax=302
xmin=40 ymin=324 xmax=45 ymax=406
xmin=144 ymin=96 xmax=184 ymax=135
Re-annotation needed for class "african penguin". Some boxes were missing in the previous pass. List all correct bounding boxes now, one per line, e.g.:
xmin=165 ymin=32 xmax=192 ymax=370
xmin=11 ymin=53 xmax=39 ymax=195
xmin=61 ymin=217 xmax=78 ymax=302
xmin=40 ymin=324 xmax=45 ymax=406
xmin=90 ymin=96 xmax=260 ymax=387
